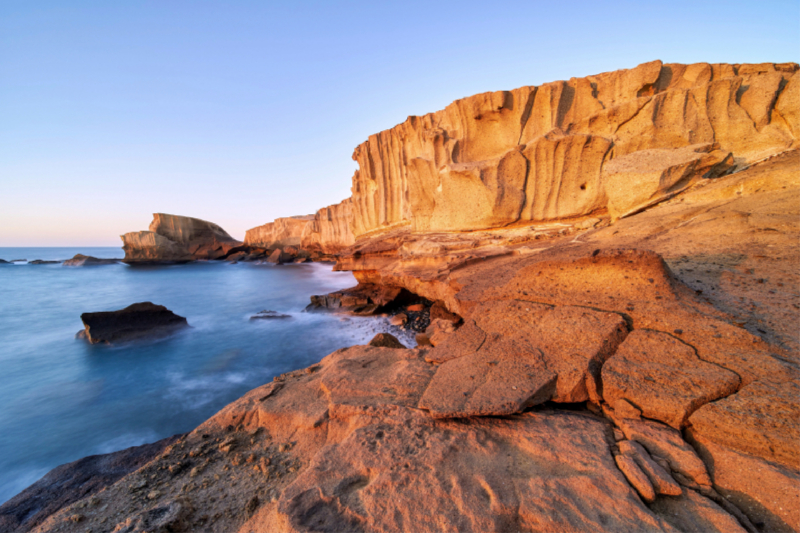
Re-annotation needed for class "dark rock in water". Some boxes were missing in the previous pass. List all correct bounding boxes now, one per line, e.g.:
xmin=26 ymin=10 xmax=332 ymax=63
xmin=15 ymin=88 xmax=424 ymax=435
xmin=77 ymin=302 xmax=189 ymax=345
xmin=63 ymin=254 xmax=120 ymax=266
xmin=0 ymin=434 xmax=182 ymax=533
xmin=225 ymin=251 xmax=247 ymax=263
xmin=368 ymin=333 xmax=406 ymax=349
xmin=266 ymin=249 xmax=294 ymax=264
xmin=10 ymin=259 xmax=26 ymax=262
xmin=250 ymin=310 xmax=291 ymax=320
xmin=28 ymin=260 xmax=61 ymax=265
xmin=0 ymin=259 xmax=8 ymax=264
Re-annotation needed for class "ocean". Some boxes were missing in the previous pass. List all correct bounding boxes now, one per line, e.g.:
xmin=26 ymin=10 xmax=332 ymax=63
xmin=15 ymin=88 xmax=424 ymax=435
xmin=0 ymin=247 xmax=412 ymax=504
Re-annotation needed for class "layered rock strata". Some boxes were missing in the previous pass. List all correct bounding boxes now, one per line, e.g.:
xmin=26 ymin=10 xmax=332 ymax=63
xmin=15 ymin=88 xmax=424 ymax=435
xmin=349 ymin=61 xmax=798 ymax=236
xmin=121 ymin=213 xmax=241 ymax=263
xmin=244 ymin=215 xmax=314 ymax=248
xmin=300 ymin=199 xmax=355 ymax=254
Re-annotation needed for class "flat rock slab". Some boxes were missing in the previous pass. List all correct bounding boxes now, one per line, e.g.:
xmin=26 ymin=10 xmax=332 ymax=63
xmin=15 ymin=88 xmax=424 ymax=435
xmin=688 ymin=378 xmax=800 ymax=469
xmin=62 ymin=254 xmax=120 ymax=266
xmin=471 ymin=301 xmax=628 ymax=402
xmin=277 ymin=408 xmax=674 ymax=533
xmin=602 ymin=329 xmax=740 ymax=428
xmin=419 ymin=337 xmax=557 ymax=418
xmin=319 ymin=346 xmax=435 ymax=409
xmin=424 ymin=319 xmax=486 ymax=364
xmin=78 ymin=302 xmax=189 ymax=345
xmin=250 ymin=310 xmax=291 ymax=320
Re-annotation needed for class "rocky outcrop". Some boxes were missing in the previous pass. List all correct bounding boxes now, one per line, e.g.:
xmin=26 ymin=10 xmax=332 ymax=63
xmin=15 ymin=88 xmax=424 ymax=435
xmin=20 ymin=64 xmax=800 ymax=533
xmin=244 ymin=215 xmax=314 ymax=248
xmin=300 ymin=199 xmax=356 ymax=254
xmin=62 ymin=254 xmax=120 ymax=266
xmin=0 ymin=435 xmax=181 ymax=533
xmin=121 ymin=213 xmax=241 ymax=263
xmin=76 ymin=302 xmax=189 ymax=345
xmin=350 ymin=61 xmax=798 ymax=237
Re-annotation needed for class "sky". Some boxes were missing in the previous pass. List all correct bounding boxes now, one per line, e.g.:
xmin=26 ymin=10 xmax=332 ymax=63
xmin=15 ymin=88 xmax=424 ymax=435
xmin=1 ymin=0 xmax=798 ymax=246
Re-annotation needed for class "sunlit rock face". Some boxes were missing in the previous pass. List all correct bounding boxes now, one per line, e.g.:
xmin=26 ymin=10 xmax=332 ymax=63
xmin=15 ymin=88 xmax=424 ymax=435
xmin=349 ymin=61 xmax=799 ymax=237
xmin=244 ymin=215 xmax=315 ymax=248
xmin=300 ymin=199 xmax=355 ymax=255
xmin=121 ymin=213 xmax=241 ymax=262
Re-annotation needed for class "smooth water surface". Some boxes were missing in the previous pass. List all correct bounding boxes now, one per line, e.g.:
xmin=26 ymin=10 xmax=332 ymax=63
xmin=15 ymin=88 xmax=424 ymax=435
xmin=0 ymin=248 xmax=410 ymax=503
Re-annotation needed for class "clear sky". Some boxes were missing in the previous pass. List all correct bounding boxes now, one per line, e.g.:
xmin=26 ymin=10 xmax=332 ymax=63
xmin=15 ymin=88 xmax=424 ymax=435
xmin=1 ymin=0 xmax=798 ymax=246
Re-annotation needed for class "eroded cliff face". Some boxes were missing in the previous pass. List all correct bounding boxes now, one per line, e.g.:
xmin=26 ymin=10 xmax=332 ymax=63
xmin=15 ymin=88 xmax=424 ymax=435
xmin=300 ymin=199 xmax=355 ymax=254
xmin=244 ymin=215 xmax=314 ymax=248
xmin=121 ymin=214 xmax=241 ymax=263
xmin=350 ymin=60 xmax=799 ymax=236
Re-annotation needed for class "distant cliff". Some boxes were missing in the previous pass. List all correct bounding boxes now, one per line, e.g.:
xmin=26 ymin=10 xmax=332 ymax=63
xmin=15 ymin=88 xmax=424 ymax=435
xmin=349 ymin=61 xmax=798 ymax=236
xmin=121 ymin=214 xmax=241 ymax=263
xmin=244 ymin=215 xmax=314 ymax=248
xmin=300 ymin=199 xmax=355 ymax=254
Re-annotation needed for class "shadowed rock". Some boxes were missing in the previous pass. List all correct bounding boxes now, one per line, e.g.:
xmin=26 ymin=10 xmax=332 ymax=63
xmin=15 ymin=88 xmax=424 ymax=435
xmin=77 ymin=302 xmax=189 ymax=345
xmin=63 ymin=254 xmax=120 ymax=266
xmin=0 ymin=435 xmax=181 ymax=533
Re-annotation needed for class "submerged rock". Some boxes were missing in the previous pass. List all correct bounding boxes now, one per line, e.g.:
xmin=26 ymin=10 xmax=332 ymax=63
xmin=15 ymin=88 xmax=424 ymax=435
xmin=77 ymin=302 xmax=189 ymax=345
xmin=250 ymin=310 xmax=291 ymax=320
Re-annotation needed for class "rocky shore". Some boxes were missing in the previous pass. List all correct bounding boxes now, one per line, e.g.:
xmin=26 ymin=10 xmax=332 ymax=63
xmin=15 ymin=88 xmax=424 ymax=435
xmin=5 ymin=61 xmax=799 ymax=533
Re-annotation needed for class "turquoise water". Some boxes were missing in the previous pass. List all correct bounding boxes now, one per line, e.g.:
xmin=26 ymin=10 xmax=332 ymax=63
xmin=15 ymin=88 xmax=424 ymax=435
xmin=0 ymin=248 xmax=407 ymax=504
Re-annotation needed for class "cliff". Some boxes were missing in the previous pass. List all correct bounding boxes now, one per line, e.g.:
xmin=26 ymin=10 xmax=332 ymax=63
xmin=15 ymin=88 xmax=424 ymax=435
xmin=350 ymin=60 xmax=798 ymax=236
xmin=24 ymin=62 xmax=800 ymax=533
xmin=300 ymin=199 xmax=356 ymax=254
xmin=244 ymin=215 xmax=315 ymax=248
xmin=121 ymin=214 xmax=241 ymax=263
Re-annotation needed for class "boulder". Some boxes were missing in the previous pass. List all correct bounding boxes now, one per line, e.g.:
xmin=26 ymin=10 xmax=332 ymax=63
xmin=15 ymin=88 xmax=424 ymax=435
xmin=62 ymin=254 xmax=120 ymax=266
xmin=77 ymin=302 xmax=189 ymax=345
xmin=367 ymin=333 xmax=406 ymax=349
xmin=266 ymin=249 xmax=294 ymax=264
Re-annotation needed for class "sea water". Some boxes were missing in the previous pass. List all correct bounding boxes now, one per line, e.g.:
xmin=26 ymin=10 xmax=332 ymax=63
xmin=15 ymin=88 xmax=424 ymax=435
xmin=0 ymin=247 xmax=413 ymax=504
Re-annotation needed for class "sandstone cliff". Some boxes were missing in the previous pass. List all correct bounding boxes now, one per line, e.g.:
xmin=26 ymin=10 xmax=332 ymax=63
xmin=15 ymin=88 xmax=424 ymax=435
xmin=121 ymin=213 xmax=241 ymax=263
xmin=300 ymin=199 xmax=356 ymax=254
xmin=244 ymin=215 xmax=314 ymax=248
xmin=350 ymin=61 xmax=798 ymax=236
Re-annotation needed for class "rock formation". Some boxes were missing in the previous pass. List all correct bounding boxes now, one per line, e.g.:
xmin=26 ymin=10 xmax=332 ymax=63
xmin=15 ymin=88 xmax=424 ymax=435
xmin=349 ymin=61 xmax=798 ymax=236
xmin=76 ymin=302 xmax=189 ymax=345
xmin=62 ymin=254 xmax=120 ymax=266
xmin=244 ymin=215 xmax=314 ymax=248
xmin=19 ymin=62 xmax=800 ymax=533
xmin=121 ymin=213 xmax=241 ymax=263
xmin=0 ymin=435 xmax=181 ymax=533
xmin=300 ymin=199 xmax=356 ymax=254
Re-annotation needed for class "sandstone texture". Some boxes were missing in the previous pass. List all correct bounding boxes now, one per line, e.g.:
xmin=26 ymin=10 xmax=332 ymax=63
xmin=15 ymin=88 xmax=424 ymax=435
xmin=300 ymin=199 xmax=356 ymax=254
xmin=77 ymin=302 xmax=189 ymax=345
xmin=24 ymin=62 xmax=800 ymax=532
xmin=121 ymin=213 xmax=241 ymax=263
xmin=0 ymin=435 xmax=181 ymax=533
xmin=349 ymin=61 xmax=798 ymax=237
xmin=244 ymin=215 xmax=314 ymax=248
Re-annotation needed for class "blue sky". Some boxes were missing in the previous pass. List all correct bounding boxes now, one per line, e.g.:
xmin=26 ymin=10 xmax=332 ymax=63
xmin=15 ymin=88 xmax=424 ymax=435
xmin=1 ymin=0 xmax=797 ymax=246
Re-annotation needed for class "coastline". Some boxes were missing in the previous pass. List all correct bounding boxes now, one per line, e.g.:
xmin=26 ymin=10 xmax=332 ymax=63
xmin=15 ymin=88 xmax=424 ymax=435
xmin=3 ymin=61 xmax=799 ymax=532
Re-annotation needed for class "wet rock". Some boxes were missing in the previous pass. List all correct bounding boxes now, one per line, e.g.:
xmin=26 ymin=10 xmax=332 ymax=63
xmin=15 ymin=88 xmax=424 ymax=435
xmin=250 ymin=310 xmax=291 ymax=320
xmin=62 ymin=254 xmax=120 ymax=266
xmin=367 ymin=333 xmax=406 ymax=349
xmin=77 ymin=302 xmax=189 ymax=345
